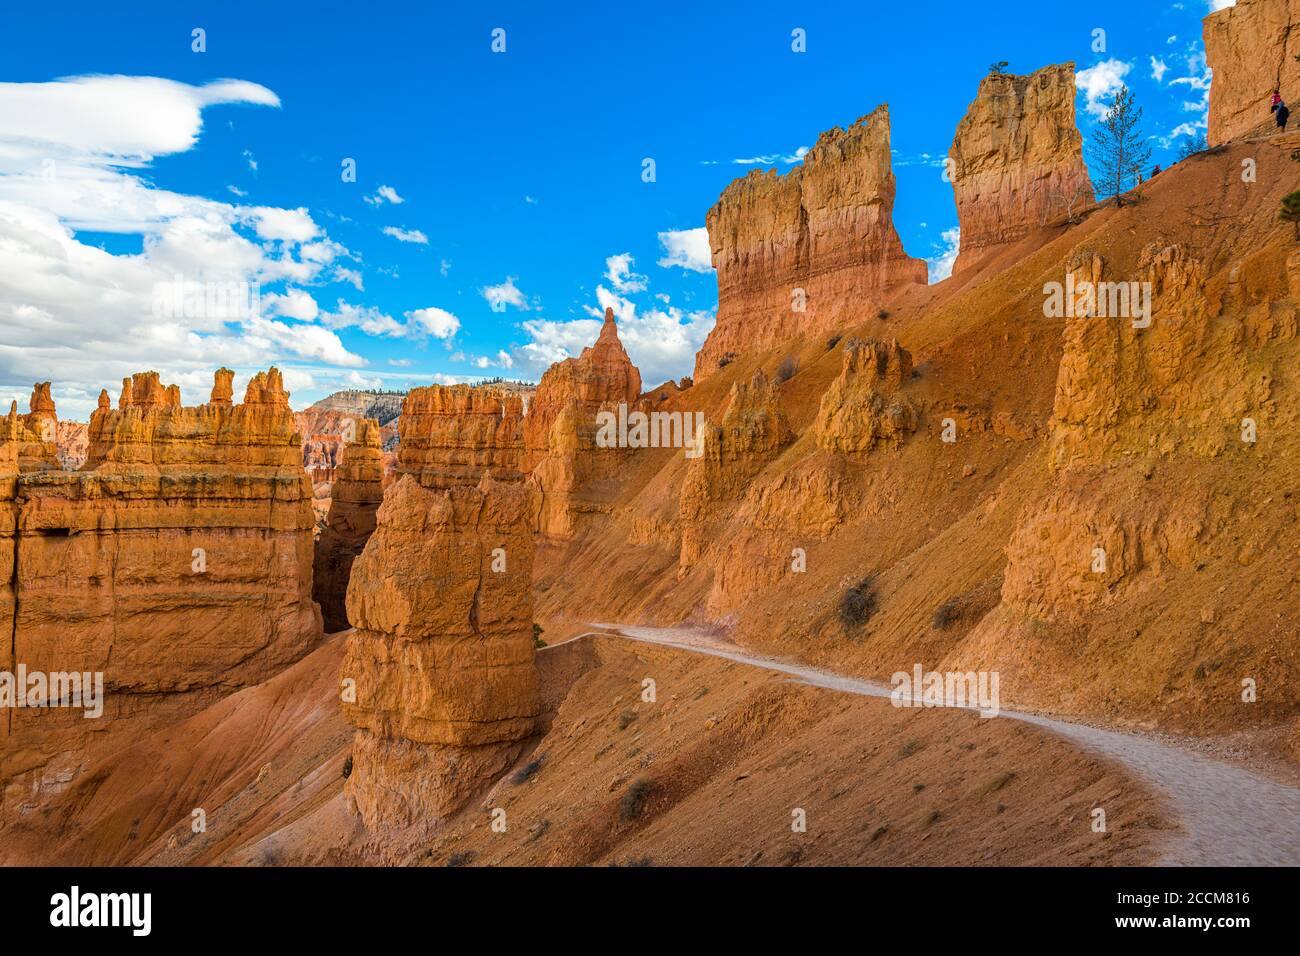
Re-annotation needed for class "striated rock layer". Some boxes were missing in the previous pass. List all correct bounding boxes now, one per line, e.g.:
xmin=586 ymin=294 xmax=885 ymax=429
xmin=696 ymin=105 xmax=927 ymax=380
xmin=312 ymin=419 xmax=384 ymax=632
xmin=1205 ymin=0 xmax=1300 ymax=146
xmin=397 ymin=384 xmax=524 ymax=489
xmin=524 ymin=308 xmax=644 ymax=538
xmin=340 ymin=474 xmax=540 ymax=834
xmin=1 ymin=368 xmax=322 ymax=824
xmin=948 ymin=63 xmax=1093 ymax=274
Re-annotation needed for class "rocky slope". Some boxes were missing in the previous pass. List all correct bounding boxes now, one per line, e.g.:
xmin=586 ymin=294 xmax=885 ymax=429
xmin=948 ymin=63 xmax=1093 ymax=274
xmin=695 ymin=105 xmax=927 ymax=380
xmin=537 ymin=130 xmax=1300 ymax=738
xmin=1205 ymin=0 xmax=1300 ymax=145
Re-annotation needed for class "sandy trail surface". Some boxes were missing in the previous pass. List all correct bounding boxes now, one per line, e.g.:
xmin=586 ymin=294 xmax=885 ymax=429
xmin=592 ymin=623 xmax=1300 ymax=866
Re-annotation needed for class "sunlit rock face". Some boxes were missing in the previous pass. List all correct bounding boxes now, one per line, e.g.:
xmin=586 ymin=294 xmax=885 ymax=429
xmin=1204 ymin=0 xmax=1300 ymax=146
xmin=523 ymin=308 xmax=643 ymax=539
xmin=948 ymin=62 xmax=1092 ymax=274
xmin=695 ymin=105 xmax=926 ymax=380
xmin=1 ymin=368 xmax=322 ymax=825
xmin=340 ymin=473 xmax=540 ymax=833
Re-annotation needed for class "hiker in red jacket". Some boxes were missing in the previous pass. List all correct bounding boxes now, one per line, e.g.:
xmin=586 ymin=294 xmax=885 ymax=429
xmin=1272 ymin=89 xmax=1283 ymax=113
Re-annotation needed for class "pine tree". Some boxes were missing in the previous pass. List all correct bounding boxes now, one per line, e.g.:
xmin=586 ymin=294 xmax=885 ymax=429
xmin=1279 ymin=190 xmax=1300 ymax=240
xmin=1087 ymin=86 xmax=1152 ymax=208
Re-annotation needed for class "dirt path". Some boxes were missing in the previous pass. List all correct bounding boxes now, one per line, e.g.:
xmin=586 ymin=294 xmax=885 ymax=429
xmin=589 ymin=623 xmax=1300 ymax=866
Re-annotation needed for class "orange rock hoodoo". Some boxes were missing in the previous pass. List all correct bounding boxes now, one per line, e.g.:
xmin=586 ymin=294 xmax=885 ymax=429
xmin=1 ymin=367 xmax=321 ymax=824
xmin=339 ymin=473 xmax=540 ymax=834
xmin=815 ymin=338 xmax=919 ymax=454
xmin=524 ymin=307 xmax=643 ymax=538
xmin=948 ymin=63 xmax=1093 ymax=274
xmin=695 ymin=105 xmax=927 ymax=380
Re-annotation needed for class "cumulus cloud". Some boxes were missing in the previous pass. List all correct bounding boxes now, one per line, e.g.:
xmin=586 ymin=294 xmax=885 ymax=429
xmin=1150 ymin=56 xmax=1170 ymax=83
xmin=926 ymin=227 xmax=960 ymax=284
xmin=263 ymin=288 xmax=319 ymax=321
xmin=381 ymin=225 xmax=428 ymax=244
xmin=481 ymin=276 xmax=530 ymax=312
xmin=364 ymin=184 xmax=404 ymax=206
xmin=657 ymin=227 xmax=713 ymax=273
xmin=1076 ymin=59 xmax=1133 ymax=119
xmin=1208 ymin=0 xmax=1235 ymax=11
xmin=0 ymin=74 xmax=388 ymax=418
xmin=318 ymin=301 xmax=404 ymax=337
xmin=405 ymin=306 xmax=460 ymax=339
xmin=604 ymin=253 xmax=648 ymax=293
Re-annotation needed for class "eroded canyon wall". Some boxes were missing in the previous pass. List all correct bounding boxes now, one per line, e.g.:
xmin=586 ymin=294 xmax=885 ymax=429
xmin=695 ymin=105 xmax=927 ymax=380
xmin=2 ymin=368 xmax=322 ymax=823
xmin=312 ymin=418 xmax=384 ymax=632
xmin=948 ymin=63 xmax=1093 ymax=274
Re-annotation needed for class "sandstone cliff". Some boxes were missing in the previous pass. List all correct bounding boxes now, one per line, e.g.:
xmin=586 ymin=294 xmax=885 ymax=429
xmin=312 ymin=418 xmax=384 ymax=632
xmin=524 ymin=308 xmax=643 ymax=538
xmin=1205 ymin=0 xmax=1300 ymax=146
xmin=340 ymin=474 xmax=540 ymax=834
xmin=695 ymin=106 xmax=927 ymax=379
xmin=948 ymin=63 xmax=1093 ymax=273
xmin=2 ymin=367 xmax=322 ymax=823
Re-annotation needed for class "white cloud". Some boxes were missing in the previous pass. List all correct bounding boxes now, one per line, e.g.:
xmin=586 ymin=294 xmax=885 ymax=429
xmin=1076 ymin=59 xmax=1133 ymax=119
xmin=405 ymin=306 xmax=460 ymax=339
xmin=364 ymin=184 xmax=404 ymax=206
xmin=247 ymin=206 xmax=319 ymax=243
xmin=227 ymin=184 xmax=247 ymax=197
xmin=481 ymin=276 xmax=530 ymax=312
xmin=731 ymin=146 xmax=809 ymax=165
xmin=518 ymin=299 xmax=713 ymax=387
xmin=524 ymin=195 xmax=538 ymax=204
xmin=381 ymin=225 xmax=428 ymax=244
xmin=604 ymin=253 xmax=648 ymax=293
xmin=0 ymin=74 xmax=387 ymax=418
xmin=263 ymin=288 xmax=319 ymax=321
xmin=926 ymin=227 xmax=960 ymax=284
xmin=1208 ymin=0 xmax=1235 ymax=11
xmin=318 ymin=300 xmax=403 ymax=337
xmin=243 ymin=149 xmax=258 ymax=172
xmin=496 ymin=349 xmax=513 ymax=368
xmin=439 ymin=258 xmax=451 ymax=277
xmin=657 ymin=227 xmax=713 ymax=273
xmin=1150 ymin=56 xmax=1170 ymax=83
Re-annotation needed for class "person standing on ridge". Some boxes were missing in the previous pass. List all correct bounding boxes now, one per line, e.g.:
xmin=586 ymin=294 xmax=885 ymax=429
xmin=1272 ymin=89 xmax=1283 ymax=114
xmin=1277 ymin=98 xmax=1291 ymax=132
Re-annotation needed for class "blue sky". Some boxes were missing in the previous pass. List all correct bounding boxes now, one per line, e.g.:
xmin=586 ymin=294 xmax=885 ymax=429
xmin=0 ymin=0 xmax=1230 ymax=418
